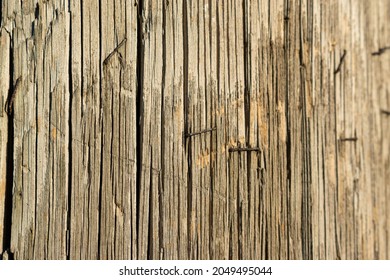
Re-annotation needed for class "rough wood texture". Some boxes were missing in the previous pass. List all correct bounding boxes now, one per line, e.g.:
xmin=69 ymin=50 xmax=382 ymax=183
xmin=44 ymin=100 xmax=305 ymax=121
xmin=0 ymin=0 xmax=389 ymax=260
xmin=0 ymin=27 xmax=10 ymax=255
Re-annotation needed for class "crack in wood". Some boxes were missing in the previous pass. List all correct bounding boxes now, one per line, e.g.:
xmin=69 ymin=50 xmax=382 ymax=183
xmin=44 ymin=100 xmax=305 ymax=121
xmin=334 ymin=50 xmax=347 ymax=74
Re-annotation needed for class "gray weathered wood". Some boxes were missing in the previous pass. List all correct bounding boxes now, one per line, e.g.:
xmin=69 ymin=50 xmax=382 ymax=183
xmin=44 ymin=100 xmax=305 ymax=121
xmin=0 ymin=0 xmax=389 ymax=260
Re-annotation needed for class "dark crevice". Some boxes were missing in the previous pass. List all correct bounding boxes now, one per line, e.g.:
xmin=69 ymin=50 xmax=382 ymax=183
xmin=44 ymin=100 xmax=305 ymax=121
xmin=77 ymin=0 xmax=84 ymax=260
xmin=158 ymin=171 xmax=163 ymax=259
xmin=207 ymin=0 xmax=212 ymax=260
xmin=0 ymin=0 xmax=3 ymax=27
xmin=48 ymin=74 xmax=53 ymax=259
xmin=243 ymin=0 xmax=250 ymax=143
xmin=158 ymin=0 xmax=167 ymax=260
xmin=237 ymin=178 xmax=241 ymax=259
xmin=228 ymin=219 xmax=232 ymax=259
xmin=182 ymin=0 xmax=191 ymax=260
xmin=283 ymin=0 xmax=291 ymax=259
xmin=147 ymin=151 xmax=153 ymax=259
xmin=307 ymin=0 xmax=314 ymax=260
xmin=66 ymin=3 xmax=72 ymax=260
xmin=79 ymin=1 xmax=84 ymax=120
xmin=298 ymin=0 xmax=313 ymax=260
xmin=34 ymin=3 xmax=39 ymax=19
xmin=98 ymin=0 xmax=103 ymax=260
xmin=34 ymin=18 xmax=39 ymax=259
xmin=208 ymin=0 xmax=220 ymax=260
xmin=136 ymin=0 xmax=144 ymax=259
xmin=263 ymin=212 xmax=268 ymax=259
xmin=2 ymin=35 xmax=14 ymax=260
xmin=242 ymin=0 xmax=250 ymax=260
xmin=333 ymin=50 xmax=341 ymax=261
xmin=298 ymin=0 xmax=305 ymax=259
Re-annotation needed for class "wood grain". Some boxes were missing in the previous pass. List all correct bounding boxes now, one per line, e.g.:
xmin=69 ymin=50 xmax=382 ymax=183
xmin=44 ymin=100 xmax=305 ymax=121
xmin=0 ymin=0 xmax=389 ymax=260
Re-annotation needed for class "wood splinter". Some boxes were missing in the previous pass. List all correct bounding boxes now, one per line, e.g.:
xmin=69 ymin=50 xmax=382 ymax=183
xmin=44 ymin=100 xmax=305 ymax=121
xmin=228 ymin=147 xmax=260 ymax=152
xmin=0 ymin=95 xmax=4 ymax=117
xmin=5 ymin=76 xmax=22 ymax=116
xmin=185 ymin=127 xmax=216 ymax=138
xmin=334 ymin=50 xmax=347 ymax=74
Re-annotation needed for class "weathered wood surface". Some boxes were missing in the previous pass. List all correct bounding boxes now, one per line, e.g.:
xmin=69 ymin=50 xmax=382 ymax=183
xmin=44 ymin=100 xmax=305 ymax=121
xmin=0 ymin=0 xmax=389 ymax=259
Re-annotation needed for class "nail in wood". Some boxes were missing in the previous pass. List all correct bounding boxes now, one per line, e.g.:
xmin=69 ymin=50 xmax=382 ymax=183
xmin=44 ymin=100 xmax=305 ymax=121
xmin=185 ymin=127 xmax=216 ymax=138
xmin=339 ymin=137 xmax=358 ymax=142
xmin=229 ymin=147 xmax=260 ymax=152
xmin=103 ymin=38 xmax=127 ymax=66
xmin=372 ymin=46 xmax=390 ymax=56
xmin=380 ymin=109 xmax=390 ymax=115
